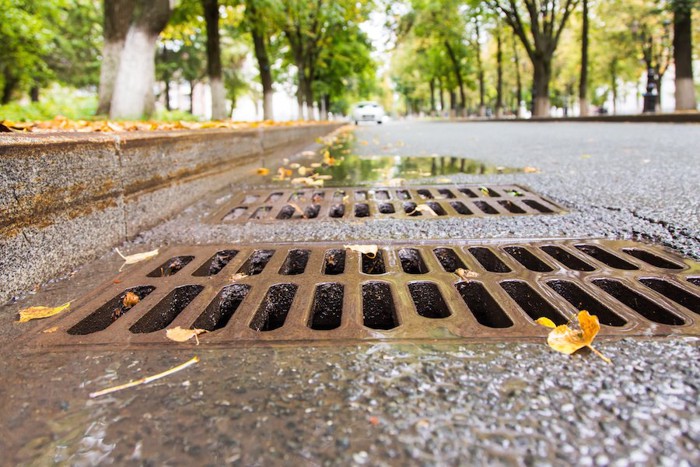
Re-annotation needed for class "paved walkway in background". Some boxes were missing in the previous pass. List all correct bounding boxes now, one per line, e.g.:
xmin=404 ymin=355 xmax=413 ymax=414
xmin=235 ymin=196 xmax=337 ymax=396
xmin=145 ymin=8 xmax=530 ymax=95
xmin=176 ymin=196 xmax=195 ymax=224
xmin=1 ymin=120 xmax=698 ymax=465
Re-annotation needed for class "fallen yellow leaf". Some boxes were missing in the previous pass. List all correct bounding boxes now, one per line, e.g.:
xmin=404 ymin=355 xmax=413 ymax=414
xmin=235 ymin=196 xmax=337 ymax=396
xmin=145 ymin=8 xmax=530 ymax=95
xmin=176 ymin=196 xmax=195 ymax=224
xmin=413 ymin=204 xmax=438 ymax=216
xmin=123 ymin=292 xmax=140 ymax=308
xmin=115 ymin=248 xmax=159 ymax=271
xmin=166 ymin=326 xmax=208 ymax=345
xmin=455 ymin=268 xmax=479 ymax=280
xmin=523 ymin=166 xmax=539 ymax=173
xmin=256 ymin=168 xmax=270 ymax=176
xmin=229 ymin=272 xmax=248 ymax=282
xmin=18 ymin=302 xmax=71 ymax=323
xmin=536 ymin=310 xmax=611 ymax=364
xmin=344 ymin=244 xmax=378 ymax=258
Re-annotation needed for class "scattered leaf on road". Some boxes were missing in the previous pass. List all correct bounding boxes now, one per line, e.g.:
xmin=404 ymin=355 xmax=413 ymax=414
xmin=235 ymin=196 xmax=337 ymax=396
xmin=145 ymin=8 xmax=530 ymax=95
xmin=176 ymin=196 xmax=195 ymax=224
xmin=89 ymin=356 xmax=200 ymax=398
xmin=344 ymin=244 xmax=378 ymax=258
xmin=18 ymin=302 xmax=71 ymax=323
xmin=523 ymin=166 xmax=539 ymax=173
xmin=536 ymin=310 xmax=611 ymax=364
xmin=116 ymin=248 xmax=159 ymax=271
xmin=166 ymin=326 xmax=208 ymax=345
xmin=256 ymin=168 xmax=270 ymax=176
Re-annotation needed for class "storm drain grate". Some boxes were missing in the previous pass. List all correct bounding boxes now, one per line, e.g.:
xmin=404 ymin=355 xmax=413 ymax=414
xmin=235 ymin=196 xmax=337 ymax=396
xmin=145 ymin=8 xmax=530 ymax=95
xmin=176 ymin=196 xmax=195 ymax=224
xmin=30 ymin=239 xmax=700 ymax=349
xmin=209 ymin=184 xmax=565 ymax=223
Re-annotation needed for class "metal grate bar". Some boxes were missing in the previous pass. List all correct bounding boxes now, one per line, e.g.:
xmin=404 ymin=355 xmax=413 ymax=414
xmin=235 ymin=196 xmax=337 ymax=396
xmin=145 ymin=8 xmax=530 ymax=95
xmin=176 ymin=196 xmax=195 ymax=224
xmin=210 ymin=185 xmax=565 ymax=224
xmin=30 ymin=239 xmax=699 ymax=349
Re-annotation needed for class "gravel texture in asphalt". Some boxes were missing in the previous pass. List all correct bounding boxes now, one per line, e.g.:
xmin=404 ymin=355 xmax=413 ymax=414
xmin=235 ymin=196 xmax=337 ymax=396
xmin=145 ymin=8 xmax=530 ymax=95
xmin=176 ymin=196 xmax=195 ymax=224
xmin=2 ymin=121 xmax=699 ymax=465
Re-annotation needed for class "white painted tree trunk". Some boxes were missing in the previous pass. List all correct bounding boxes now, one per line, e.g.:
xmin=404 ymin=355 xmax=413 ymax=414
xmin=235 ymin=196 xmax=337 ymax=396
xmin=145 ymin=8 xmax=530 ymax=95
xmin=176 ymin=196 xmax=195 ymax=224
xmin=675 ymin=78 xmax=697 ymax=111
xmin=306 ymin=103 xmax=315 ymax=121
xmin=579 ymin=98 xmax=589 ymax=116
xmin=263 ymin=91 xmax=273 ymax=121
xmin=97 ymin=40 xmax=124 ymax=115
xmin=210 ymin=77 xmax=226 ymax=120
xmin=110 ymin=27 xmax=158 ymax=119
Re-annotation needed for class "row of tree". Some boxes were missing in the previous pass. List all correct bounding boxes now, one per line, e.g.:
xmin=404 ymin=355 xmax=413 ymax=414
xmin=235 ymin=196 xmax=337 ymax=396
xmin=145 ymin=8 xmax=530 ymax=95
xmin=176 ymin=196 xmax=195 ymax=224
xmin=390 ymin=0 xmax=698 ymax=117
xmin=1 ymin=0 xmax=378 ymax=120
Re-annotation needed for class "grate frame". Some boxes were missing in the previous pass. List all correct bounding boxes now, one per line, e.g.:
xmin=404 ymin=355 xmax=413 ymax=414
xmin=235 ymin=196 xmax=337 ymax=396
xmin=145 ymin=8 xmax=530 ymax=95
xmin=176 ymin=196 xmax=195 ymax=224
xmin=209 ymin=184 xmax=566 ymax=224
xmin=28 ymin=239 xmax=700 ymax=349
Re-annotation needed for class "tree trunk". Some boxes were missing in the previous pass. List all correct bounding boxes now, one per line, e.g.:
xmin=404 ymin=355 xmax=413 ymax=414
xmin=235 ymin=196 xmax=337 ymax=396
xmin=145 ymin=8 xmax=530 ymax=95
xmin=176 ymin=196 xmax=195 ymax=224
xmin=164 ymin=79 xmax=171 ymax=111
xmin=475 ymin=20 xmax=485 ymax=117
xmin=97 ymin=0 xmax=135 ymax=115
xmin=444 ymin=41 xmax=465 ymax=115
xmin=203 ymin=0 xmax=226 ymax=120
xmin=110 ymin=0 xmax=171 ymax=119
xmin=673 ymin=0 xmax=696 ymax=110
xmin=438 ymin=77 xmax=445 ymax=112
xmin=303 ymin=77 xmax=314 ymax=120
xmin=30 ymin=85 xmax=40 ymax=103
xmin=189 ymin=81 xmax=196 ymax=114
xmin=250 ymin=20 xmax=274 ymax=120
xmin=429 ymin=78 xmax=436 ymax=114
xmin=532 ymin=57 xmax=552 ymax=117
xmin=1 ymin=73 xmax=18 ymax=104
xmin=579 ymin=0 xmax=589 ymax=116
xmin=513 ymin=35 xmax=523 ymax=118
xmin=496 ymin=26 xmax=504 ymax=118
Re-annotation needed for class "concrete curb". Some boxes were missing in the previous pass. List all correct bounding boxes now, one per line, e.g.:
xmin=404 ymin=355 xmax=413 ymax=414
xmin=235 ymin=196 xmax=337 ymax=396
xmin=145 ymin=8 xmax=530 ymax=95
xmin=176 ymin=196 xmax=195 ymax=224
xmin=0 ymin=123 xmax=342 ymax=302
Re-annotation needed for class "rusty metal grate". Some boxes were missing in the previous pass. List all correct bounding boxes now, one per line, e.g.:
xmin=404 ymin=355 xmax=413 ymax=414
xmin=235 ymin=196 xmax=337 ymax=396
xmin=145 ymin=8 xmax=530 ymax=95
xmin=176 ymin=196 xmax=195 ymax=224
xmin=29 ymin=239 xmax=700 ymax=349
xmin=208 ymin=184 xmax=565 ymax=223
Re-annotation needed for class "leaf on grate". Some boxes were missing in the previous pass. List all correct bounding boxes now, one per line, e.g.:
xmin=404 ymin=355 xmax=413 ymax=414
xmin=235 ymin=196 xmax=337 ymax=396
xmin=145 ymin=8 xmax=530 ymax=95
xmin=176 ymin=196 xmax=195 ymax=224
xmin=42 ymin=326 xmax=60 ymax=334
xmin=122 ymin=292 xmax=140 ymax=307
xmin=479 ymin=186 xmax=490 ymax=196
xmin=229 ymin=272 xmax=248 ymax=282
xmin=89 ymin=355 xmax=200 ymax=398
xmin=115 ymin=248 xmax=159 ymax=271
xmin=454 ymin=268 xmax=479 ymax=281
xmin=287 ymin=202 xmax=307 ymax=218
xmin=413 ymin=204 xmax=438 ymax=216
xmin=18 ymin=302 xmax=71 ymax=323
xmin=536 ymin=310 xmax=611 ymax=364
xmin=166 ymin=326 xmax=208 ymax=345
xmin=344 ymin=244 xmax=378 ymax=258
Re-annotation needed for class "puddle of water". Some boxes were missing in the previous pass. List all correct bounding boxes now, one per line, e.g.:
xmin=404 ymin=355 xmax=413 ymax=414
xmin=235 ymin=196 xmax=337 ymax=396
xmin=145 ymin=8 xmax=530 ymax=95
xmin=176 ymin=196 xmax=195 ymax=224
xmin=265 ymin=154 xmax=523 ymax=187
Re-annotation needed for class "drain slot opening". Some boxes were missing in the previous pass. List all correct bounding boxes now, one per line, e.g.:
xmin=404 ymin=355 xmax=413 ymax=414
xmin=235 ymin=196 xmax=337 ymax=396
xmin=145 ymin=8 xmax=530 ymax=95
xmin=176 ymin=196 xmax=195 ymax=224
xmin=222 ymin=207 xmax=247 ymax=221
xmin=147 ymin=256 xmax=194 ymax=277
xmin=329 ymin=204 xmax=345 ymax=218
xmin=130 ymin=285 xmax=203 ymax=333
xmin=193 ymin=284 xmax=251 ymax=331
xmin=498 ymin=200 xmax=525 ymax=214
xmin=640 ymin=279 xmax=700 ymax=315
xmin=399 ymin=248 xmax=429 ymax=274
xmin=242 ymin=194 xmax=259 ymax=204
xmin=469 ymin=247 xmax=512 ymax=273
xmin=362 ymin=282 xmax=399 ymax=330
xmin=541 ymin=246 xmax=595 ymax=271
xmin=323 ymin=249 xmax=346 ymax=275
xmin=576 ymin=245 xmax=638 ymax=270
xmin=362 ymin=250 xmax=386 ymax=274
xmin=690 ymin=278 xmax=700 ymax=287
xmin=547 ymin=280 xmax=626 ymax=326
xmin=474 ymin=201 xmax=498 ymax=214
xmin=279 ymin=249 xmax=311 ymax=275
xmin=434 ymin=248 xmax=466 ymax=272
xmin=276 ymin=205 xmax=299 ymax=220
xmin=426 ymin=201 xmax=447 ymax=216
xmin=250 ymin=284 xmax=298 ymax=331
xmin=237 ymin=250 xmax=275 ymax=276
xmin=250 ymin=206 xmax=272 ymax=219
xmin=459 ymin=188 xmax=478 ymax=198
xmin=193 ymin=250 xmax=238 ymax=276
xmin=417 ymin=189 xmax=434 ymax=199
xmin=500 ymin=281 xmax=567 ymax=325
xmin=622 ymin=248 xmax=683 ymax=270
xmin=378 ymin=203 xmax=395 ymax=214
xmin=68 ymin=286 xmax=156 ymax=335
xmin=309 ymin=283 xmax=344 ymax=330
xmin=403 ymin=202 xmax=421 ymax=216
xmin=305 ymin=205 xmax=321 ymax=219
xmin=592 ymin=279 xmax=685 ymax=325
xmin=266 ymin=192 xmax=283 ymax=203
xmin=455 ymin=281 xmax=513 ymax=328
xmin=396 ymin=189 xmax=411 ymax=200
xmin=522 ymin=199 xmax=553 ymax=213
xmin=355 ymin=203 xmax=370 ymax=217
xmin=354 ymin=190 xmax=368 ymax=201
xmin=450 ymin=201 xmax=472 ymax=215
xmin=438 ymin=189 xmax=456 ymax=199
xmin=408 ymin=282 xmax=451 ymax=319
xmin=374 ymin=190 xmax=390 ymax=200
xmin=504 ymin=247 xmax=553 ymax=272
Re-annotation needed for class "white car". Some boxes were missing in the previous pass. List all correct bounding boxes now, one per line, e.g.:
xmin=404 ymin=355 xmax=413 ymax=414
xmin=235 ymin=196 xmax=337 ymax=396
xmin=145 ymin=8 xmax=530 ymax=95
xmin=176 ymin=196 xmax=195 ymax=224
xmin=352 ymin=101 xmax=385 ymax=124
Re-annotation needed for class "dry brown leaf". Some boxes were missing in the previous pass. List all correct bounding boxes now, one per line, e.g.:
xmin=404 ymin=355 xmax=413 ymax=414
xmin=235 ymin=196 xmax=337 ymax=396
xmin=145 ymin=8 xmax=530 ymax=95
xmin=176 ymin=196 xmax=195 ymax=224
xmin=166 ymin=326 xmax=208 ymax=345
xmin=414 ymin=204 xmax=438 ymax=216
xmin=122 ymin=292 xmax=140 ymax=308
xmin=455 ymin=268 xmax=478 ymax=280
xmin=18 ymin=302 xmax=71 ymax=323
xmin=42 ymin=326 xmax=59 ymax=334
xmin=229 ymin=272 xmax=248 ymax=282
xmin=536 ymin=311 xmax=611 ymax=363
xmin=344 ymin=244 xmax=378 ymax=258
xmin=116 ymin=248 xmax=159 ymax=271
xmin=523 ymin=166 xmax=539 ymax=173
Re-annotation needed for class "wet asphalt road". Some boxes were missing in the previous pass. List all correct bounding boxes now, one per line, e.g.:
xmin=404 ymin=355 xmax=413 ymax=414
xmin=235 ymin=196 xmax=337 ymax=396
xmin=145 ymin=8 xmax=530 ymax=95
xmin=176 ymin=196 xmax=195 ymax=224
xmin=1 ymin=120 xmax=699 ymax=465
